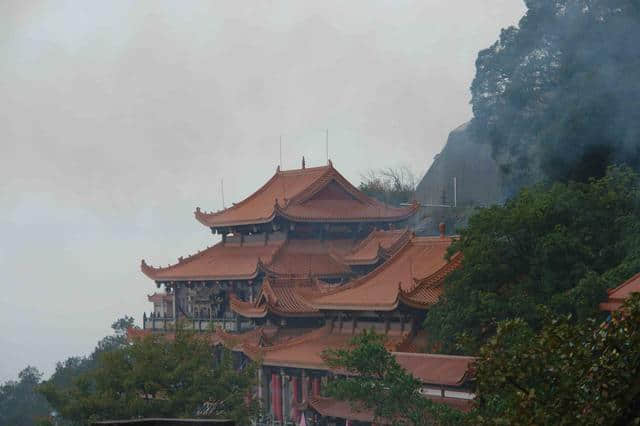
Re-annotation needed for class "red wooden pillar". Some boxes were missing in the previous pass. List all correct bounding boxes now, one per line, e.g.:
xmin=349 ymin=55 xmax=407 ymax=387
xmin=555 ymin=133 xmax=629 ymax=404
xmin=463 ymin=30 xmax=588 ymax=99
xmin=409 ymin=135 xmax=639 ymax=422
xmin=312 ymin=376 xmax=321 ymax=397
xmin=271 ymin=373 xmax=278 ymax=419
xmin=302 ymin=374 xmax=310 ymax=402
xmin=290 ymin=375 xmax=300 ymax=421
xmin=273 ymin=373 xmax=283 ymax=421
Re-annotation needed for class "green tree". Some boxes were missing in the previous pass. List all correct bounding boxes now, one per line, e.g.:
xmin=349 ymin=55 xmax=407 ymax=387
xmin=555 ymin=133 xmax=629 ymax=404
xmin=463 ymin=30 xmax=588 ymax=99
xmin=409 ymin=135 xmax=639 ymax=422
xmin=424 ymin=167 xmax=640 ymax=353
xmin=0 ymin=366 xmax=52 ymax=426
xmin=473 ymin=294 xmax=640 ymax=425
xmin=39 ymin=327 xmax=258 ymax=424
xmin=471 ymin=0 xmax=640 ymax=191
xmin=322 ymin=331 xmax=465 ymax=426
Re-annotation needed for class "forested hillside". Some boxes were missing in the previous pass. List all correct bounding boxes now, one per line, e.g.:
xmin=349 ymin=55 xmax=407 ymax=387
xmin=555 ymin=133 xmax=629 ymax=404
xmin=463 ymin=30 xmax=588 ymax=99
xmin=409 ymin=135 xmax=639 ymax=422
xmin=470 ymin=0 xmax=640 ymax=193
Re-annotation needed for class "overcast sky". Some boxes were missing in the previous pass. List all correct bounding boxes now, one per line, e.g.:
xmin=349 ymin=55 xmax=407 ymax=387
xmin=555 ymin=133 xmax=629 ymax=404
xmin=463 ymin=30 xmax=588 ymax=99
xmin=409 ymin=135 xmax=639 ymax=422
xmin=0 ymin=1 xmax=524 ymax=382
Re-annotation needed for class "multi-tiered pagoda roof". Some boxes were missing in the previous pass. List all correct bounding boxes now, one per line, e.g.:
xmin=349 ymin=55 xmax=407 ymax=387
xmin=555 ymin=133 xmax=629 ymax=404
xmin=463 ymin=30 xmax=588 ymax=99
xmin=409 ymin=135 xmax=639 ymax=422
xmin=137 ymin=161 xmax=473 ymax=424
xmin=194 ymin=162 xmax=418 ymax=232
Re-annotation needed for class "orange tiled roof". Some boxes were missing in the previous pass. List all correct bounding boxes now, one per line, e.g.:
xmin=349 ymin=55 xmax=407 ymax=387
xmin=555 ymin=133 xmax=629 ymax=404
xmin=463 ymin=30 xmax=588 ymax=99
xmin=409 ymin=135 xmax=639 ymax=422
xmin=126 ymin=325 xmax=268 ymax=351
xmin=308 ymin=394 xmax=472 ymax=422
xmin=140 ymin=239 xmax=285 ymax=281
xmin=340 ymin=229 xmax=412 ymax=265
xmin=600 ymin=272 xmax=640 ymax=311
xmin=141 ymin=236 xmax=361 ymax=283
xmin=399 ymin=253 xmax=463 ymax=309
xmin=308 ymin=396 xmax=377 ymax=423
xmin=241 ymin=324 xmax=474 ymax=388
xmin=262 ymin=238 xmax=355 ymax=278
xmin=392 ymin=352 xmax=475 ymax=387
xmin=243 ymin=323 xmax=411 ymax=370
xmin=307 ymin=236 xmax=457 ymax=311
xmin=230 ymin=277 xmax=322 ymax=318
xmin=194 ymin=163 xmax=418 ymax=228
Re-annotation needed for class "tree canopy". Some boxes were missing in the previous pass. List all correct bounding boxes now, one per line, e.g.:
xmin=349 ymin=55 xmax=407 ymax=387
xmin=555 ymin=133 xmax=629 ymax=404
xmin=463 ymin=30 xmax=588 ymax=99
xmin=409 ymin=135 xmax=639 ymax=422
xmin=0 ymin=366 xmax=51 ymax=426
xmin=322 ymin=331 xmax=465 ymax=426
xmin=39 ymin=326 xmax=258 ymax=424
xmin=471 ymin=0 xmax=640 ymax=191
xmin=424 ymin=167 xmax=640 ymax=353
xmin=474 ymin=295 xmax=640 ymax=425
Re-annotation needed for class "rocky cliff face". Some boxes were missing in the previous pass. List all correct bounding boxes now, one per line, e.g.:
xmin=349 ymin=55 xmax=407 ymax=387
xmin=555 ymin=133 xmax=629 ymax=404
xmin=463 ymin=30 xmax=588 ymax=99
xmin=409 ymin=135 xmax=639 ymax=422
xmin=413 ymin=122 xmax=503 ymax=234
xmin=416 ymin=122 xmax=503 ymax=208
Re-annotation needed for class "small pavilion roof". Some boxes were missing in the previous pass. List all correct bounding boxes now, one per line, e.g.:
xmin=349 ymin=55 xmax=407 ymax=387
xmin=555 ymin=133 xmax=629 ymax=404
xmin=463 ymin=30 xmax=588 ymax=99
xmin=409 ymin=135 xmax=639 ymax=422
xmin=340 ymin=228 xmax=412 ymax=266
xmin=147 ymin=293 xmax=173 ymax=303
xmin=194 ymin=163 xmax=418 ymax=228
xmin=600 ymin=272 xmax=640 ymax=312
xmin=307 ymin=236 xmax=458 ymax=311
xmin=230 ymin=277 xmax=322 ymax=318
xmin=140 ymin=239 xmax=285 ymax=282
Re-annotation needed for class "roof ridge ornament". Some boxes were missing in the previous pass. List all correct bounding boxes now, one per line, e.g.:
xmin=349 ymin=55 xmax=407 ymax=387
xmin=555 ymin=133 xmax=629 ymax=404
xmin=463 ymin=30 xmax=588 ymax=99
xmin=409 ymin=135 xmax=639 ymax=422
xmin=302 ymin=156 xmax=306 ymax=169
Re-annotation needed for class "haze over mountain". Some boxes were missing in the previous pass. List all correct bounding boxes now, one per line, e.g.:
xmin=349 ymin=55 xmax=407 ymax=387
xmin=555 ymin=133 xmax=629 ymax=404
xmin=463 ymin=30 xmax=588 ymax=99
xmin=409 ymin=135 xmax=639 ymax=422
xmin=0 ymin=1 xmax=524 ymax=381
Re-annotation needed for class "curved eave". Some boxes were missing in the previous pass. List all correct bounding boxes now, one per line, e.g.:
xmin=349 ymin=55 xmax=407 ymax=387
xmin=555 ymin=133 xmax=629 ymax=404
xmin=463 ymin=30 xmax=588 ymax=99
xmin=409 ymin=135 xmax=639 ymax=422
xmin=303 ymin=236 xmax=415 ymax=305
xmin=140 ymin=259 xmax=261 ymax=282
xmin=229 ymin=294 xmax=268 ymax=319
xmin=313 ymin=298 xmax=400 ymax=312
xmin=194 ymin=206 xmax=278 ymax=228
xmin=398 ymin=293 xmax=436 ymax=310
xmin=268 ymin=307 xmax=323 ymax=318
xmin=261 ymin=359 xmax=326 ymax=369
xmin=308 ymin=396 xmax=376 ymax=423
xmin=273 ymin=203 xmax=418 ymax=223
xmin=397 ymin=253 xmax=463 ymax=309
xmin=341 ymin=229 xmax=412 ymax=266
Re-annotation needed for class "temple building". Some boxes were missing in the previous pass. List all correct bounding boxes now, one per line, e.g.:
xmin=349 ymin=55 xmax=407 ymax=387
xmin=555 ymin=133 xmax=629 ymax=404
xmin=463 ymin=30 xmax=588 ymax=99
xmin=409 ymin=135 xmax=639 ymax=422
xmin=138 ymin=161 xmax=473 ymax=425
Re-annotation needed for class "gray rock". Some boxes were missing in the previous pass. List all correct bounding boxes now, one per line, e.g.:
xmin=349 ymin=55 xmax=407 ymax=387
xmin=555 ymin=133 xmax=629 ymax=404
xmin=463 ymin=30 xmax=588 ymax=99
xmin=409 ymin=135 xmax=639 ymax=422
xmin=415 ymin=121 xmax=503 ymax=208
xmin=412 ymin=122 xmax=504 ymax=235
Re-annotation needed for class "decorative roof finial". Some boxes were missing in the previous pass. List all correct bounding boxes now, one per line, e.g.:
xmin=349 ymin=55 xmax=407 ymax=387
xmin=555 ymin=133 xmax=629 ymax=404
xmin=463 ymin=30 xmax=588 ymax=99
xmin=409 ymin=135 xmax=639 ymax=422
xmin=302 ymin=156 xmax=306 ymax=169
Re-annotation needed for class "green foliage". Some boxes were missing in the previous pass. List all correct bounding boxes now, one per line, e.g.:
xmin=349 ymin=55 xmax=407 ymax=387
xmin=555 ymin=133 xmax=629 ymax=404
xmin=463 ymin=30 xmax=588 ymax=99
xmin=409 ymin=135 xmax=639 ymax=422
xmin=359 ymin=167 xmax=416 ymax=206
xmin=38 ymin=327 xmax=258 ymax=424
xmin=424 ymin=167 xmax=640 ymax=353
xmin=473 ymin=294 xmax=640 ymax=425
xmin=322 ymin=330 xmax=465 ymax=426
xmin=0 ymin=366 xmax=52 ymax=426
xmin=471 ymin=0 xmax=640 ymax=191
xmin=46 ymin=316 xmax=135 ymax=394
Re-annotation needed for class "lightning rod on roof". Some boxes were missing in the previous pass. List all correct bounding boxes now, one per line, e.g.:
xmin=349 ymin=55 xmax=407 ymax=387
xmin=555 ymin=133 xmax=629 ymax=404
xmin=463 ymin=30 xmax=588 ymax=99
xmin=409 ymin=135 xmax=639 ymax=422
xmin=279 ymin=134 xmax=283 ymax=169
xmin=326 ymin=128 xmax=329 ymax=164
xmin=221 ymin=178 xmax=226 ymax=209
